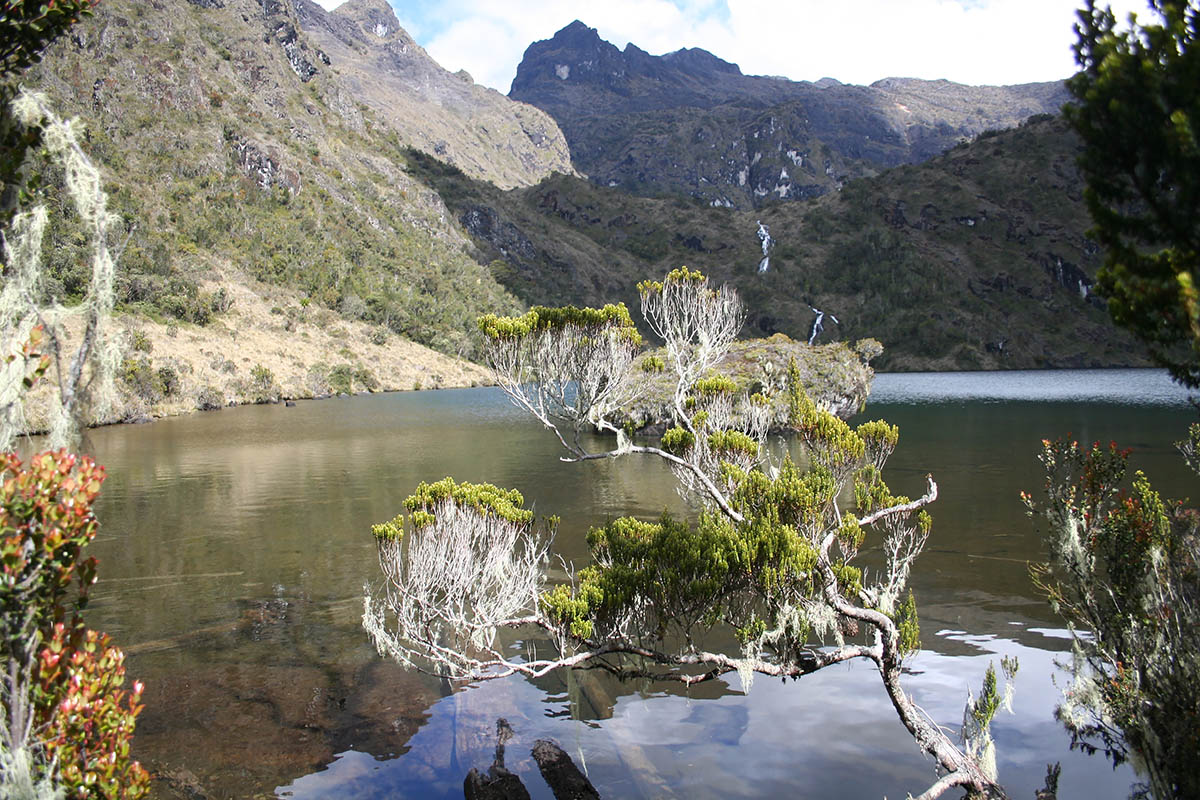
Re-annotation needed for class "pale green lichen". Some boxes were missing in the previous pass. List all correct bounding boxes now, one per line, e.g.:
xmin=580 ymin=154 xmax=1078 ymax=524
xmin=2 ymin=90 xmax=121 ymax=448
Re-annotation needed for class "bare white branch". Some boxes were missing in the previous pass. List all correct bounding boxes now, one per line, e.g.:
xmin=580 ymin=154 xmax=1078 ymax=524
xmin=363 ymin=496 xmax=553 ymax=679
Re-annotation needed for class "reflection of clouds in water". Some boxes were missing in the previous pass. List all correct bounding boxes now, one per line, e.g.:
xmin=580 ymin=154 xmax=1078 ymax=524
xmin=279 ymin=633 xmax=1138 ymax=799
xmin=872 ymin=368 xmax=1191 ymax=407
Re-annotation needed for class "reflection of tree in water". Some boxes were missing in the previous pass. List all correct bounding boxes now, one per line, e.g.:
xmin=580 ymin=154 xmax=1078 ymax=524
xmin=463 ymin=718 xmax=601 ymax=800
xmin=126 ymin=587 xmax=444 ymax=799
xmin=531 ymin=649 xmax=740 ymax=723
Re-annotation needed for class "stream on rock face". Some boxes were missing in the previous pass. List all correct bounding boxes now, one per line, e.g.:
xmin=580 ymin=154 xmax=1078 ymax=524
xmin=74 ymin=370 xmax=1192 ymax=799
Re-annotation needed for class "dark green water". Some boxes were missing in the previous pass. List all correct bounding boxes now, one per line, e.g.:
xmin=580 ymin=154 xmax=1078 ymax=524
xmin=76 ymin=369 xmax=1194 ymax=799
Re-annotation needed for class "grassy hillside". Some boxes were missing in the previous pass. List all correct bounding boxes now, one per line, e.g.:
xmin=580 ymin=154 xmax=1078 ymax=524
xmin=410 ymin=115 xmax=1143 ymax=371
xmin=24 ymin=0 xmax=523 ymax=363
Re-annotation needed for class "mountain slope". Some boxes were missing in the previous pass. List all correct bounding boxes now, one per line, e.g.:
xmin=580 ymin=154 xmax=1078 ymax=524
xmin=17 ymin=0 xmax=530 ymax=416
xmin=509 ymin=21 xmax=1069 ymax=209
xmin=411 ymin=115 xmax=1143 ymax=371
xmin=294 ymin=0 xmax=575 ymax=189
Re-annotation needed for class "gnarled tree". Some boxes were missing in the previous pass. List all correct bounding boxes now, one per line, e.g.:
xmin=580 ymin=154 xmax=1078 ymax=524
xmin=364 ymin=269 xmax=1011 ymax=799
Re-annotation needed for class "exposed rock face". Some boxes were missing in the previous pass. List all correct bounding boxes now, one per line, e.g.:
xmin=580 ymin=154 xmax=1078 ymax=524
xmin=293 ymin=0 xmax=576 ymax=189
xmin=510 ymin=21 xmax=1069 ymax=209
xmin=273 ymin=20 xmax=318 ymax=81
xmin=460 ymin=206 xmax=538 ymax=265
xmin=229 ymin=134 xmax=301 ymax=193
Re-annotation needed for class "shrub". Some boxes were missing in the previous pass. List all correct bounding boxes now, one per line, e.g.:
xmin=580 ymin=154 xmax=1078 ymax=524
xmin=248 ymin=364 xmax=280 ymax=404
xmin=156 ymin=365 xmax=179 ymax=397
xmin=353 ymin=366 xmax=378 ymax=392
xmin=195 ymin=386 xmax=224 ymax=411
xmin=36 ymin=624 xmax=148 ymax=799
xmin=0 ymin=450 xmax=149 ymax=799
xmin=128 ymin=330 xmax=152 ymax=354
xmin=209 ymin=357 xmax=236 ymax=374
xmin=328 ymin=364 xmax=354 ymax=395
xmin=205 ymin=287 xmax=233 ymax=315
xmin=120 ymin=357 xmax=162 ymax=405
xmin=305 ymin=363 xmax=331 ymax=396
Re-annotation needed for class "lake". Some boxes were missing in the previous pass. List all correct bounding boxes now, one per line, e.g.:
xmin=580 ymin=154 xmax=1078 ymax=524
xmin=76 ymin=368 xmax=1194 ymax=799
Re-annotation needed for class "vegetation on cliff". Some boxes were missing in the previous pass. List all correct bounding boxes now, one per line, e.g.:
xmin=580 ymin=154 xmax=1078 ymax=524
xmin=409 ymin=117 xmax=1142 ymax=372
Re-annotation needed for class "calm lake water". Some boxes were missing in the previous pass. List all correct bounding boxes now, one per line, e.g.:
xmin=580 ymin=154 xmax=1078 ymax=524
xmin=75 ymin=369 xmax=1194 ymax=800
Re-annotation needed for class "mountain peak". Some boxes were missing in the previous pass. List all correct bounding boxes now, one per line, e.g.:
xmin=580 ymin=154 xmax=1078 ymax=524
xmin=554 ymin=20 xmax=601 ymax=42
xmin=332 ymin=0 xmax=401 ymax=40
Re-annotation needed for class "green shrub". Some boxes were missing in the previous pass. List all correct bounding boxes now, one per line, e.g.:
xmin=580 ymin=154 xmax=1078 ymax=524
xmin=128 ymin=330 xmax=152 ymax=353
xmin=328 ymin=363 xmax=354 ymax=394
xmin=156 ymin=365 xmax=179 ymax=397
xmin=120 ymin=357 xmax=162 ymax=405
xmin=354 ymin=365 xmax=378 ymax=392
xmin=248 ymin=364 xmax=280 ymax=404
xmin=195 ymin=386 xmax=223 ymax=410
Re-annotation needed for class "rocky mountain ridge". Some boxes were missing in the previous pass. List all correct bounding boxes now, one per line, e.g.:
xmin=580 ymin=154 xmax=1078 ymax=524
xmin=14 ymin=0 xmax=1145 ymax=437
xmin=510 ymin=21 xmax=1069 ymax=209
xmin=294 ymin=0 xmax=575 ymax=188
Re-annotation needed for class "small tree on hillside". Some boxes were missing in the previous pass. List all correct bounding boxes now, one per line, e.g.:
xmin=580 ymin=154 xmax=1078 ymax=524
xmin=364 ymin=269 xmax=1015 ymax=799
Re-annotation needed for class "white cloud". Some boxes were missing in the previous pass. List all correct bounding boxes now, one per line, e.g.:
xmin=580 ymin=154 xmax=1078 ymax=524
xmin=381 ymin=0 xmax=1151 ymax=92
xmin=312 ymin=0 xmax=346 ymax=9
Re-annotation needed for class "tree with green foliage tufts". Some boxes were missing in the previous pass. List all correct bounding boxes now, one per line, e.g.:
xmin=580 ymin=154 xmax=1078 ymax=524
xmin=364 ymin=269 xmax=1017 ymax=799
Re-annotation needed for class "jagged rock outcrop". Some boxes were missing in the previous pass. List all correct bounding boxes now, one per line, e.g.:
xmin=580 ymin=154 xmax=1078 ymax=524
xmin=510 ymin=21 xmax=1069 ymax=209
xmin=293 ymin=0 xmax=576 ymax=189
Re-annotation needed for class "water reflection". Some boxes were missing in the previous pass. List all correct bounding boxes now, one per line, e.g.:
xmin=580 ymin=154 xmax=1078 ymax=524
xmin=276 ymin=634 xmax=1128 ymax=800
xmin=874 ymin=368 xmax=1193 ymax=406
xmin=75 ymin=375 xmax=1195 ymax=799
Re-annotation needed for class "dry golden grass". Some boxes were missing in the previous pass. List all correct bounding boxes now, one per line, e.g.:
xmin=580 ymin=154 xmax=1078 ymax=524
xmin=139 ymin=268 xmax=491 ymax=417
xmin=23 ymin=267 xmax=492 ymax=432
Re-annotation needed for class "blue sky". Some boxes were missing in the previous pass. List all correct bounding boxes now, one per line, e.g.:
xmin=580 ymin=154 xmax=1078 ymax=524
xmin=314 ymin=0 xmax=1147 ymax=93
